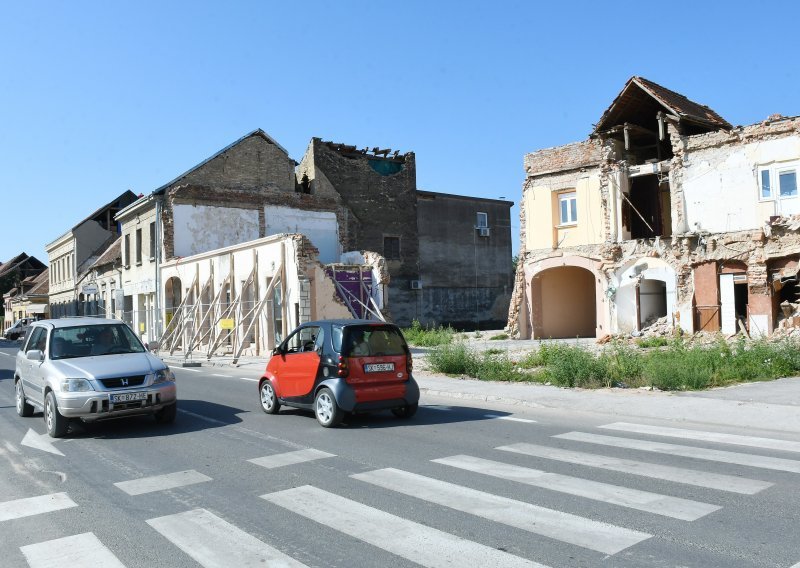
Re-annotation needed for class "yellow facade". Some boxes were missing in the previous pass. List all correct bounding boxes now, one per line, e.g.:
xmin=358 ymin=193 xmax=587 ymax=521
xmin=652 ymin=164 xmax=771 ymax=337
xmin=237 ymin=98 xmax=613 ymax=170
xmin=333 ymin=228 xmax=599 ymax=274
xmin=525 ymin=174 xmax=604 ymax=250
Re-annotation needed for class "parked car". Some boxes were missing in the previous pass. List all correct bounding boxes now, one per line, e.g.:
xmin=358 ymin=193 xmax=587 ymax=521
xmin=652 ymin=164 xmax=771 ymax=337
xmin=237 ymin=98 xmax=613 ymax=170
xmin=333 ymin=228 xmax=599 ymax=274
xmin=259 ymin=319 xmax=419 ymax=427
xmin=14 ymin=318 xmax=177 ymax=437
xmin=4 ymin=318 xmax=33 ymax=340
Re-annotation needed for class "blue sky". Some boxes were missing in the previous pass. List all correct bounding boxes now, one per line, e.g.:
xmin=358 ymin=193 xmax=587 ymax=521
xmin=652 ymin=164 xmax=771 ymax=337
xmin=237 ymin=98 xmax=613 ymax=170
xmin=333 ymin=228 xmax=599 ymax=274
xmin=2 ymin=1 xmax=799 ymax=264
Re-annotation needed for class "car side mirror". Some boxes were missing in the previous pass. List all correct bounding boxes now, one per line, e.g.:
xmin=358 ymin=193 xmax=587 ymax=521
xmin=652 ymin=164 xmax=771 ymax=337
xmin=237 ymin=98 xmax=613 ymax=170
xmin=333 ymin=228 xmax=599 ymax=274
xmin=272 ymin=346 xmax=283 ymax=356
xmin=26 ymin=349 xmax=44 ymax=362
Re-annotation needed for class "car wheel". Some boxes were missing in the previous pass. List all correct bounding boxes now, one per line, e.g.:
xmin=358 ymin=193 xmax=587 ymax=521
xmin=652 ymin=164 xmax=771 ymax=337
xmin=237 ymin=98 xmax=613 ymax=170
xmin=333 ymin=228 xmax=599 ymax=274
xmin=391 ymin=403 xmax=418 ymax=419
xmin=44 ymin=391 xmax=69 ymax=438
xmin=155 ymin=402 xmax=177 ymax=424
xmin=314 ymin=387 xmax=343 ymax=428
xmin=15 ymin=380 xmax=34 ymax=417
xmin=259 ymin=380 xmax=280 ymax=414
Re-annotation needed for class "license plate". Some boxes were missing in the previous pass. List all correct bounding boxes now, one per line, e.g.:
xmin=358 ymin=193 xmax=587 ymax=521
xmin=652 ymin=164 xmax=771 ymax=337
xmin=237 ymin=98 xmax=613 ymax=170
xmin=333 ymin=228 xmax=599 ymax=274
xmin=364 ymin=363 xmax=394 ymax=373
xmin=110 ymin=392 xmax=148 ymax=403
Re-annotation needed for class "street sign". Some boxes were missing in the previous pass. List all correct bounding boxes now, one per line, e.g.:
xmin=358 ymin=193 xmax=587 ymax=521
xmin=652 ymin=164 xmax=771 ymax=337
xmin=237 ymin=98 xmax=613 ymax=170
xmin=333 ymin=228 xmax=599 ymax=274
xmin=220 ymin=318 xmax=235 ymax=330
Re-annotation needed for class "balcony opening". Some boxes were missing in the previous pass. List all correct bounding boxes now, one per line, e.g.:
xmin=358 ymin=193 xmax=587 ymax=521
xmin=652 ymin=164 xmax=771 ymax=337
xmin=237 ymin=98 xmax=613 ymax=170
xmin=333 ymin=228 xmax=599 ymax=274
xmin=625 ymin=174 xmax=672 ymax=239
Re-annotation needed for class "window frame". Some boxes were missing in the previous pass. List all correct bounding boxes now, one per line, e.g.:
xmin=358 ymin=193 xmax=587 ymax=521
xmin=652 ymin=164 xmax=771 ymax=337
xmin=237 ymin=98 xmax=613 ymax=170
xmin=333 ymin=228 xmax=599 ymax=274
xmin=476 ymin=212 xmax=488 ymax=228
xmin=759 ymin=164 xmax=799 ymax=203
xmin=558 ymin=191 xmax=578 ymax=226
xmin=149 ymin=222 xmax=156 ymax=261
xmin=383 ymin=235 xmax=401 ymax=260
xmin=124 ymin=234 xmax=131 ymax=267
xmin=135 ymin=228 xmax=142 ymax=265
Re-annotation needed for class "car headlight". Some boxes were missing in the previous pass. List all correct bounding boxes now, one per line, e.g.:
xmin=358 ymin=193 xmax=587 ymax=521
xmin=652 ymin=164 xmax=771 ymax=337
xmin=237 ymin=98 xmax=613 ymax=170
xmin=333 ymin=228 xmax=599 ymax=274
xmin=61 ymin=378 xmax=94 ymax=392
xmin=153 ymin=367 xmax=174 ymax=384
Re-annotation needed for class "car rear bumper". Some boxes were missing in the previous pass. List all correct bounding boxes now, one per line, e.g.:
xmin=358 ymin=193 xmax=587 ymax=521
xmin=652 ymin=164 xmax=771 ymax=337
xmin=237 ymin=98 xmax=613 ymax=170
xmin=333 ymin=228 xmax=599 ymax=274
xmin=55 ymin=382 xmax=177 ymax=421
xmin=328 ymin=376 xmax=419 ymax=412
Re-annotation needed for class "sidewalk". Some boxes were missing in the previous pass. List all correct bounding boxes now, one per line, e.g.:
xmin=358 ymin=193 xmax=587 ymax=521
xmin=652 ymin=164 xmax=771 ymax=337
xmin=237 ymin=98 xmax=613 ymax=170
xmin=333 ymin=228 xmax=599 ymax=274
xmin=160 ymin=353 xmax=800 ymax=435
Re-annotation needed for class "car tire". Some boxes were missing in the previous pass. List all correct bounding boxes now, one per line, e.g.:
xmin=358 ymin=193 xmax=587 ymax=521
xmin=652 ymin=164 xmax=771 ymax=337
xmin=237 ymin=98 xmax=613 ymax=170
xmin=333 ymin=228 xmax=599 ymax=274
xmin=314 ymin=387 xmax=343 ymax=428
xmin=15 ymin=380 xmax=34 ymax=417
xmin=44 ymin=391 xmax=69 ymax=438
xmin=391 ymin=403 xmax=418 ymax=419
xmin=259 ymin=380 xmax=280 ymax=414
xmin=155 ymin=402 xmax=177 ymax=424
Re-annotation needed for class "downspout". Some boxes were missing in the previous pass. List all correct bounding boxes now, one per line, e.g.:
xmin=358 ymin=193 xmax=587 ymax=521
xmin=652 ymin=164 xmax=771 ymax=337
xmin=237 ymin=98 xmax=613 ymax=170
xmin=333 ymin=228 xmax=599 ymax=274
xmin=154 ymin=197 xmax=162 ymax=338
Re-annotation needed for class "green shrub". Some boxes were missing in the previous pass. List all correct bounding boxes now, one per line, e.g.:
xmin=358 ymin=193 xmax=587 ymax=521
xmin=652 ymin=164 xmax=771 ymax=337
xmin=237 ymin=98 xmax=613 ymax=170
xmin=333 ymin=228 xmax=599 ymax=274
xmin=427 ymin=342 xmax=541 ymax=382
xmin=490 ymin=333 xmax=509 ymax=341
xmin=540 ymin=344 xmax=604 ymax=388
xmin=635 ymin=336 xmax=669 ymax=349
xmin=599 ymin=342 xmax=644 ymax=387
xmin=402 ymin=319 xmax=456 ymax=347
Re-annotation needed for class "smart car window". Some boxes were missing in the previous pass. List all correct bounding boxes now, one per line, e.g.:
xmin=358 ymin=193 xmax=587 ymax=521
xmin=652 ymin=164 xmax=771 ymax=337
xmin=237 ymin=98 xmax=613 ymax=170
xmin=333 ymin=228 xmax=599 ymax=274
xmin=343 ymin=326 xmax=407 ymax=357
xmin=331 ymin=325 xmax=343 ymax=353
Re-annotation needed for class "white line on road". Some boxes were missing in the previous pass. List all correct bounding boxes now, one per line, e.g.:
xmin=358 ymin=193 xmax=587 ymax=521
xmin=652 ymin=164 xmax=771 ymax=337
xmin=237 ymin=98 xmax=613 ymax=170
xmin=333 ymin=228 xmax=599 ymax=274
xmin=352 ymin=468 xmax=651 ymax=555
xmin=599 ymin=422 xmax=800 ymax=454
xmin=485 ymin=414 xmax=538 ymax=423
xmin=239 ymin=377 xmax=259 ymax=382
xmin=211 ymin=374 xmax=227 ymax=377
xmin=556 ymin=432 xmax=800 ymax=473
xmin=262 ymin=485 xmax=547 ymax=568
xmin=172 ymin=367 xmax=201 ymax=373
xmin=433 ymin=455 xmax=719 ymax=521
xmin=497 ymin=443 xmax=772 ymax=495
xmin=147 ymin=508 xmax=307 ymax=568
xmin=177 ymin=409 xmax=226 ymax=426
xmin=248 ymin=449 xmax=336 ymax=469
xmin=21 ymin=532 xmax=126 ymax=568
xmin=114 ymin=470 xmax=212 ymax=496
xmin=0 ymin=492 xmax=77 ymax=522
xmin=0 ymin=352 xmax=13 ymax=357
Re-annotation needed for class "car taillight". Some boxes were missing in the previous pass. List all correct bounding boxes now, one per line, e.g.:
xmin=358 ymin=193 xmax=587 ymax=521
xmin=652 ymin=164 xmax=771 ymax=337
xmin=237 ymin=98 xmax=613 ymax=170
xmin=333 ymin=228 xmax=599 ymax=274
xmin=337 ymin=355 xmax=349 ymax=378
xmin=406 ymin=351 xmax=413 ymax=374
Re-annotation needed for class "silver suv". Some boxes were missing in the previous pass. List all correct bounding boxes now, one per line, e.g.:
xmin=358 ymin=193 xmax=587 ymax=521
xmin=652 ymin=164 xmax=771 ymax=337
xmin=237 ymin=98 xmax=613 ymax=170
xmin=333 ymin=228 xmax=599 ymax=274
xmin=14 ymin=318 xmax=177 ymax=437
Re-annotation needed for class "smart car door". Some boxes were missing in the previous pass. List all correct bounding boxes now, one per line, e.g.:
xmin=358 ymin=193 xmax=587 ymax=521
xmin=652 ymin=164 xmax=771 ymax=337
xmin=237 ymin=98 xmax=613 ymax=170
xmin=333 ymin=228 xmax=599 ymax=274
xmin=279 ymin=326 xmax=322 ymax=398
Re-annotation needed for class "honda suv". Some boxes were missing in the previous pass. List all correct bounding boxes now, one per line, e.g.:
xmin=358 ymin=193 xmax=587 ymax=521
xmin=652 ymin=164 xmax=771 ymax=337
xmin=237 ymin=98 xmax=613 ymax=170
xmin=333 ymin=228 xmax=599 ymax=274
xmin=14 ymin=318 xmax=177 ymax=437
xmin=259 ymin=320 xmax=419 ymax=427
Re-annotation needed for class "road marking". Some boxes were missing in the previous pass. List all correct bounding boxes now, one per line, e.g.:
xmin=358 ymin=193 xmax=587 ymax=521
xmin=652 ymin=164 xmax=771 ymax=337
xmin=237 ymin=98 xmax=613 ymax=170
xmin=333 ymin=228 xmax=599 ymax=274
xmin=211 ymin=374 xmax=227 ymax=378
xmin=485 ymin=414 xmax=538 ymax=423
xmin=433 ymin=455 xmax=719 ymax=521
xmin=177 ymin=409 xmax=227 ymax=426
xmin=422 ymin=405 xmax=453 ymax=411
xmin=262 ymin=485 xmax=547 ymax=568
xmin=248 ymin=448 xmax=335 ymax=469
xmin=21 ymin=429 xmax=64 ymax=456
xmin=497 ymin=443 xmax=772 ymax=495
xmin=21 ymin=532 xmax=126 ymax=568
xmin=599 ymin=422 xmax=800 ymax=454
xmin=239 ymin=377 xmax=259 ymax=382
xmin=0 ymin=352 xmax=13 ymax=357
xmin=352 ymin=468 xmax=650 ymax=555
xmin=147 ymin=508 xmax=306 ymax=567
xmin=172 ymin=367 xmax=201 ymax=373
xmin=114 ymin=470 xmax=212 ymax=496
xmin=555 ymin=432 xmax=800 ymax=473
xmin=0 ymin=492 xmax=77 ymax=522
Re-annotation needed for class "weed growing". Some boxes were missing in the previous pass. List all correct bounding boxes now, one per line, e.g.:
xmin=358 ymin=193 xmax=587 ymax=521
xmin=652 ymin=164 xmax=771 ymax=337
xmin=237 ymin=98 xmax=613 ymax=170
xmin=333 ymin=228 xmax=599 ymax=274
xmin=402 ymin=320 xmax=456 ymax=347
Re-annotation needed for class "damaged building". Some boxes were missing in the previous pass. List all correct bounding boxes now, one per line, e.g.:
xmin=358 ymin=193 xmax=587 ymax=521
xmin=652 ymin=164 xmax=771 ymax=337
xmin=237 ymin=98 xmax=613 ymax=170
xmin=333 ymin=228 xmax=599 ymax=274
xmin=509 ymin=76 xmax=800 ymax=339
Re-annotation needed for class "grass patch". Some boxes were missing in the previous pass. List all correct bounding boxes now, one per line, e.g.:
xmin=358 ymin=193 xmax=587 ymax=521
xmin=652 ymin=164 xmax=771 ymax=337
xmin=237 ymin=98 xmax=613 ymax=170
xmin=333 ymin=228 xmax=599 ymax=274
xmin=428 ymin=336 xmax=800 ymax=390
xmin=635 ymin=336 xmax=670 ymax=348
xmin=490 ymin=333 xmax=509 ymax=341
xmin=402 ymin=320 xmax=456 ymax=347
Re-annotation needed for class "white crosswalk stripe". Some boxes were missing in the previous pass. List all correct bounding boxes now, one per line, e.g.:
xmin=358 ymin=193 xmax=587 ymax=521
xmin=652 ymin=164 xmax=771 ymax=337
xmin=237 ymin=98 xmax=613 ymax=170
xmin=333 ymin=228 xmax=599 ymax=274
xmin=248 ymin=448 xmax=336 ymax=469
xmin=0 ymin=492 xmax=77 ymax=522
xmin=352 ymin=468 xmax=650 ymax=555
xmin=147 ymin=508 xmax=306 ymax=567
xmin=262 ymin=485 xmax=549 ymax=568
xmin=599 ymin=422 xmax=800 ymax=453
xmin=485 ymin=414 xmax=538 ymax=423
xmin=432 ymin=454 xmax=720 ymax=521
xmin=21 ymin=532 xmax=126 ymax=568
xmin=555 ymin=432 xmax=800 ymax=473
xmin=497 ymin=443 xmax=773 ymax=494
xmin=114 ymin=469 xmax=212 ymax=496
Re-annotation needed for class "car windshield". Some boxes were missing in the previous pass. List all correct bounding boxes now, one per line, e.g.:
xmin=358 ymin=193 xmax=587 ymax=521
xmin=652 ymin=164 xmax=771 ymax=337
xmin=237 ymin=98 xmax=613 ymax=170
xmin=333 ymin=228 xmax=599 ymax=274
xmin=50 ymin=324 xmax=146 ymax=360
xmin=342 ymin=325 xmax=407 ymax=357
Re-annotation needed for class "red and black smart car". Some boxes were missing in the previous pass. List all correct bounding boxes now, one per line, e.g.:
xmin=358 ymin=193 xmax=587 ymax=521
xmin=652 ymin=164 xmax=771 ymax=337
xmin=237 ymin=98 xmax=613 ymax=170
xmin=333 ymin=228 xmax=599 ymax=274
xmin=258 ymin=320 xmax=419 ymax=427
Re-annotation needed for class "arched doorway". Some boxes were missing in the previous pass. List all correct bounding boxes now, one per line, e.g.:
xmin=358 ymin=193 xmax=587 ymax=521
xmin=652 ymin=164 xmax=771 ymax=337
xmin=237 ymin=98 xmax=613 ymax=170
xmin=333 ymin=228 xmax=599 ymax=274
xmin=164 ymin=276 xmax=182 ymax=328
xmin=531 ymin=266 xmax=597 ymax=338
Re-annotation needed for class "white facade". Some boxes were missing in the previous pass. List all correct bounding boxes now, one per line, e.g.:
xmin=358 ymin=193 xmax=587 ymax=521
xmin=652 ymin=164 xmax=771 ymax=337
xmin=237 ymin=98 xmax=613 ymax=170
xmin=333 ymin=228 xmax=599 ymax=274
xmin=173 ymin=204 xmax=260 ymax=258
xmin=265 ymin=205 xmax=340 ymax=263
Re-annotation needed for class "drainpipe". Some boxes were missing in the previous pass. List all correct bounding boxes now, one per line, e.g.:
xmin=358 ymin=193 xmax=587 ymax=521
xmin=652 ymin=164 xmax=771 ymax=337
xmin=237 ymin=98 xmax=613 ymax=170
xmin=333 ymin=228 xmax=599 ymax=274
xmin=154 ymin=197 xmax=162 ymax=339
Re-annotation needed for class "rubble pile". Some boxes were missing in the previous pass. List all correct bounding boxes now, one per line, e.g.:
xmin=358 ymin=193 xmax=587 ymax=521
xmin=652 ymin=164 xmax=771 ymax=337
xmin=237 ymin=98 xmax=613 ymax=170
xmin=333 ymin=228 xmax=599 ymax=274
xmin=638 ymin=315 xmax=674 ymax=337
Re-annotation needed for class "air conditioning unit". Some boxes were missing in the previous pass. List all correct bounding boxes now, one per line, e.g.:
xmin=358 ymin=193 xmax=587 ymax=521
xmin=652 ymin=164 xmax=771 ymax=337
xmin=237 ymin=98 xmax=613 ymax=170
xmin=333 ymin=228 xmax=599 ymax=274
xmin=478 ymin=227 xmax=491 ymax=237
xmin=410 ymin=280 xmax=423 ymax=290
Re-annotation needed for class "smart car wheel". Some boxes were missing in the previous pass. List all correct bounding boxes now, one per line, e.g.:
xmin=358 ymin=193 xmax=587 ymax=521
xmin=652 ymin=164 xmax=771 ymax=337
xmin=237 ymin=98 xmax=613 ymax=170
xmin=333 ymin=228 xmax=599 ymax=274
xmin=391 ymin=403 xmax=418 ymax=419
xmin=15 ymin=380 xmax=34 ymax=417
xmin=260 ymin=381 xmax=280 ymax=414
xmin=155 ymin=402 xmax=177 ymax=424
xmin=44 ymin=391 xmax=69 ymax=438
xmin=314 ymin=387 xmax=343 ymax=428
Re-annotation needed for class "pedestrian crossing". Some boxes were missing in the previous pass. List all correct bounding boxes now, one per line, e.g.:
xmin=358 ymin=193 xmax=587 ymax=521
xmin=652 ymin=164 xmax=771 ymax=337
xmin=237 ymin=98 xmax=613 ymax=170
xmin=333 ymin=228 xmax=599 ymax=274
xmin=4 ymin=420 xmax=800 ymax=567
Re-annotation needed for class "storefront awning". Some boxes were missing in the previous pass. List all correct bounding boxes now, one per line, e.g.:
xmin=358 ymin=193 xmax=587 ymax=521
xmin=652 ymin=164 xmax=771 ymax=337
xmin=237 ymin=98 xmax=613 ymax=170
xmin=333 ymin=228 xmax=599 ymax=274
xmin=25 ymin=304 xmax=48 ymax=314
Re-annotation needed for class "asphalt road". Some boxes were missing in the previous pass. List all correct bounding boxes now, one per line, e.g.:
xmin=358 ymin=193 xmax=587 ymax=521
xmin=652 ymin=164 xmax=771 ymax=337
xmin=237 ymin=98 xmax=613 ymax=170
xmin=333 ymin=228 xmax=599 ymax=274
xmin=1 ymin=340 xmax=799 ymax=568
